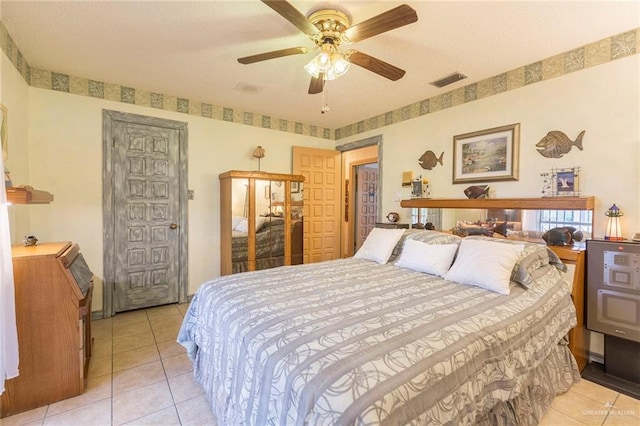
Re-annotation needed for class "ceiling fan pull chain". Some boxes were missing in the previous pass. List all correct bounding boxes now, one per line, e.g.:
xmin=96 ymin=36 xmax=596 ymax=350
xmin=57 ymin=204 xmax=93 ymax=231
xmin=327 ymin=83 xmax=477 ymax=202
xmin=321 ymin=81 xmax=330 ymax=114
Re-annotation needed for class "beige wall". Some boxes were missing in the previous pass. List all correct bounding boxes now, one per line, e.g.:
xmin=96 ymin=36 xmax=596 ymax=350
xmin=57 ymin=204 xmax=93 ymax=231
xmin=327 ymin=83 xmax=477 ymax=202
xmin=1 ymin=51 xmax=31 ymax=242
xmin=340 ymin=55 xmax=640 ymax=241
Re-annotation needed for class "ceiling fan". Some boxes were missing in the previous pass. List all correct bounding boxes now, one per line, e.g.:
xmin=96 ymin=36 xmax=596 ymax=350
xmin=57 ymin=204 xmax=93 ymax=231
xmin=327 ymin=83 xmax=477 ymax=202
xmin=238 ymin=1 xmax=418 ymax=95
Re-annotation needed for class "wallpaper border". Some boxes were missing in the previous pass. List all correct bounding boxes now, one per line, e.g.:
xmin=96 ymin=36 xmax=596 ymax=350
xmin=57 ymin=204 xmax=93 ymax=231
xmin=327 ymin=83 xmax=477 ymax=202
xmin=1 ymin=20 xmax=637 ymax=142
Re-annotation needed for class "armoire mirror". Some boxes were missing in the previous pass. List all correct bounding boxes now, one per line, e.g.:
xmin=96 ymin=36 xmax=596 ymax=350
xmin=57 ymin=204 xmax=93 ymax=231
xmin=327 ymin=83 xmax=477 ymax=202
xmin=220 ymin=171 xmax=304 ymax=275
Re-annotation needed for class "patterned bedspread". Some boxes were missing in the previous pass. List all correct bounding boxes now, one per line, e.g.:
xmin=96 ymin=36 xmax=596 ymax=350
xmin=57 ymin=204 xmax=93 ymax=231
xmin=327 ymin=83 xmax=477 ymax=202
xmin=232 ymin=219 xmax=285 ymax=262
xmin=178 ymin=257 xmax=578 ymax=425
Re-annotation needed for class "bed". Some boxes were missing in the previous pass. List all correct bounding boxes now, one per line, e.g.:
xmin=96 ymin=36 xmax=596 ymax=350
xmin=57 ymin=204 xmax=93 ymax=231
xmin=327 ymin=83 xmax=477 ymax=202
xmin=179 ymin=229 xmax=580 ymax=425
xmin=231 ymin=217 xmax=287 ymax=273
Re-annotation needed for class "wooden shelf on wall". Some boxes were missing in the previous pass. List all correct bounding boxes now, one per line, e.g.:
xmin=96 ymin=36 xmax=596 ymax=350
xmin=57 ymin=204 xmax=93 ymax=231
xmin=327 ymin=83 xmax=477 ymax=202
xmin=6 ymin=187 xmax=54 ymax=204
xmin=400 ymin=196 xmax=594 ymax=210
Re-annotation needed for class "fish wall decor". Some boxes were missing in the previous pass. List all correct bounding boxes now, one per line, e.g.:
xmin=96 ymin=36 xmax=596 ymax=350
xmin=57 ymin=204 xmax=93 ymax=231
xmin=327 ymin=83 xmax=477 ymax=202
xmin=536 ymin=130 xmax=585 ymax=158
xmin=418 ymin=150 xmax=444 ymax=170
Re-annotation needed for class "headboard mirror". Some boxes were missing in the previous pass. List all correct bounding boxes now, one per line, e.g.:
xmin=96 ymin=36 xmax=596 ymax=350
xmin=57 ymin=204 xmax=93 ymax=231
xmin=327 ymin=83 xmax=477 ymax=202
xmin=400 ymin=197 xmax=595 ymax=243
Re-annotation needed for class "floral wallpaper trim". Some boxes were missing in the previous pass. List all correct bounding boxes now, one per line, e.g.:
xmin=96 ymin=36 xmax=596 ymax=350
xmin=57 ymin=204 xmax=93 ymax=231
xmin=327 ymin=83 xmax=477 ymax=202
xmin=0 ymin=21 xmax=31 ymax=84
xmin=1 ymin=21 xmax=637 ymax=141
xmin=334 ymin=28 xmax=639 ymax=140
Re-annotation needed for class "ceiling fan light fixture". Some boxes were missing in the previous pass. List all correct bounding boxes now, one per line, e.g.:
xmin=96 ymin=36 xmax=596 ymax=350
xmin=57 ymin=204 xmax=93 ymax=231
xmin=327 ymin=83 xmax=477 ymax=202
xmin=324 ymin=53 xmax=350 ymax=80
xmin=304 ymin=42 xmax=350 ymax=81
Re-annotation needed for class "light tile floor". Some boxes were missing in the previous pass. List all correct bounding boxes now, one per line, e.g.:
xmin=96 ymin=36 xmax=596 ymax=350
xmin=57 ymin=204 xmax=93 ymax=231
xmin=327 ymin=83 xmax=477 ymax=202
xmin=2 ymin=303 xmax=638 ymax=425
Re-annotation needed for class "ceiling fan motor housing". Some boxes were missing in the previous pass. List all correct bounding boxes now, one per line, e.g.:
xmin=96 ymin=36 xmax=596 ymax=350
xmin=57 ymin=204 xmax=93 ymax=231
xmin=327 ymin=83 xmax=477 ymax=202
xmin=308 ymin=10 xmax=351 ymax=46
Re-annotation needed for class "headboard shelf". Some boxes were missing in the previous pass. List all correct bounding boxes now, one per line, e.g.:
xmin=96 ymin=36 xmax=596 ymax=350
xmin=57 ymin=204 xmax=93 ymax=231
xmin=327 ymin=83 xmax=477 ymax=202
xmin=400 ymin=196 xmax=594 ymax=210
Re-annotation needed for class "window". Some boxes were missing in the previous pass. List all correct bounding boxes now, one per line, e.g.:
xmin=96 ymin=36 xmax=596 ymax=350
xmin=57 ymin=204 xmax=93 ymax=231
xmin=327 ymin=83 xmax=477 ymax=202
xmin=538 ymin=210 xmax=592 ymax=234
xmin=411 ymin=208 xmax=441 ymax=229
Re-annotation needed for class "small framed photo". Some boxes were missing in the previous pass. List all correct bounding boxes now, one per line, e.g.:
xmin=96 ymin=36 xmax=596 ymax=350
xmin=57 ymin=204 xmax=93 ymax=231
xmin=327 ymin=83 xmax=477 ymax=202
xmin=453 ymin=123 xmax=520 ymax=184
xmin=291 ymin=181 xmax=300 ymax=193
xmin=541 ymin=167 xmax=581 ymax=197
xmin=556 ymin=170 xmax=575 ymax=193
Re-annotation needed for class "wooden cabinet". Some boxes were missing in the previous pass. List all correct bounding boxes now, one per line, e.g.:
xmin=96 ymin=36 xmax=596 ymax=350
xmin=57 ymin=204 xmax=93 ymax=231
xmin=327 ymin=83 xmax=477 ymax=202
xmin=5 ymin=187 xmax=54 ymax=204
xmin=547 ymin=246 xmax=589 ymax=372
xmin=220 ymin=170 xmax=305 ymax=275
xmin=1 ymin=242 xmax=93 ymax=418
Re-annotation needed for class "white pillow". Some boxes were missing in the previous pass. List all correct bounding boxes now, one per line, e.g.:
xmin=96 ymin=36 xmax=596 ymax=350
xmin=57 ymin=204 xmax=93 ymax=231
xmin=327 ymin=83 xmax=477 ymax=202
xmin=234 ymin=217 xmax=268 ymax=233
xmin=445 ymin=239 xmax=524 ymax=294
xmin=354 ymin=228 xmax=405 ymax=264
xmin=255 ymin=216 xmax=268 ymax=232
xmin=232 ymin=216 xmax=245 ymax=230
xmin=395 ymin=240 xmax=458 ymax=277
xmin=234 ymin=218 xmax=249 ymax=233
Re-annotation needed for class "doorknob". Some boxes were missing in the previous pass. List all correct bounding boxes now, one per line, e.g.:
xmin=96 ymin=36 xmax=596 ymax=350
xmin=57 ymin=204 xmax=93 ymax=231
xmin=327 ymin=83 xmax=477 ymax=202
xmin=169 ymin=223 xmax=178 ymax=230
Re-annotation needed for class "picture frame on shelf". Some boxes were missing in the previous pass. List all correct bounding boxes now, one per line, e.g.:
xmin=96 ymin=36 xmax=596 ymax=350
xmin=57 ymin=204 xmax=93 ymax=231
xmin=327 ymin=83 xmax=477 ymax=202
xmin=452 ymin=123 xmax=520 ymax=184
xmin=541 ymin=166 xmax=581 ymax=197
xmin=291 ymin=181 xmax=300 ymax=193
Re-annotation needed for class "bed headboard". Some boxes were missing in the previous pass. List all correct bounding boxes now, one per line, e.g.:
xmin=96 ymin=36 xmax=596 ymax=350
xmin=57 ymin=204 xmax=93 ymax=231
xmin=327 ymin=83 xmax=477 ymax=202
xmin=400 ymin=196 xmax=594 ymax=211
xmin=401 ymin=196 xmax=594 ymax=236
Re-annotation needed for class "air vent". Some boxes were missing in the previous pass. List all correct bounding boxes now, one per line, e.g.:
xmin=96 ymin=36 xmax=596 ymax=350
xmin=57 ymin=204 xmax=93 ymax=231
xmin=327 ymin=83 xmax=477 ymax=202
xmin=233 ymin=82 xmax=263 ymax=93
xmin=430 ymin=72 xmax=467 ymax=88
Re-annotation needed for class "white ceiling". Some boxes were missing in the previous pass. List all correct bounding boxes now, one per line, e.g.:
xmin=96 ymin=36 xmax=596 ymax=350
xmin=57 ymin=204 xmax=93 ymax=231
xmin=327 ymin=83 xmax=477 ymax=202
xmin=2 ymin=1 xmax=639 ymax=129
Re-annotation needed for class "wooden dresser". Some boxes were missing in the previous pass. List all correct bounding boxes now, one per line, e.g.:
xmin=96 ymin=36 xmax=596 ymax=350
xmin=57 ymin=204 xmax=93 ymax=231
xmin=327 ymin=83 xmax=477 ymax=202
xmin=1 ymin=242 xmax=93 ymax=418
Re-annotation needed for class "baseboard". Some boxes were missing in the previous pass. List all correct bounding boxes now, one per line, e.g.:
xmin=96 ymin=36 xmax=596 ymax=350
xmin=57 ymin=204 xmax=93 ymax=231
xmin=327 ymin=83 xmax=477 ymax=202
xmin=582 ymin=362 xmax=640 ymax=399
xmin=91 ymin=310 xmax=106 ymax=320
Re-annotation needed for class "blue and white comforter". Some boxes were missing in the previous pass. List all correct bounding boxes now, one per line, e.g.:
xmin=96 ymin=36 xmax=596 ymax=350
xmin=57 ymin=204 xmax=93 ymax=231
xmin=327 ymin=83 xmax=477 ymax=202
xmin=178 ymin=257 xmax=578 ymax=425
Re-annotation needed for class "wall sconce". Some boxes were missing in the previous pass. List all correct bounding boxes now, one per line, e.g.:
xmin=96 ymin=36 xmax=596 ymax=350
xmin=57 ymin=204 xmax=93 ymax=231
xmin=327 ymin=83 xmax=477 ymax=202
xmin=605 ymin=204 xmax=623 ymax=240
xmin=253 ymin=146 xmax=265 ymax=171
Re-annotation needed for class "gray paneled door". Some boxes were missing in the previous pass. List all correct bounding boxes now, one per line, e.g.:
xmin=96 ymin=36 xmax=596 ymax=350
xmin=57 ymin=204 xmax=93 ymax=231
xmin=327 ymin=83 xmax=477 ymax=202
xmin=103 ymin=110 xmax=188 ymax=315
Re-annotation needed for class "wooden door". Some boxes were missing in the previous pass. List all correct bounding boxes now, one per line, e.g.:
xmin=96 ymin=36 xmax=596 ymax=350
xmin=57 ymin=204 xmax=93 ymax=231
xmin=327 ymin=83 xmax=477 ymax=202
xmin=293 ymin=146 xmax=341 ymax=263
xmin=355 ymin=165 xmax=378 ymax=250
xmin=103 ymin=111 xmax=188 ymax=314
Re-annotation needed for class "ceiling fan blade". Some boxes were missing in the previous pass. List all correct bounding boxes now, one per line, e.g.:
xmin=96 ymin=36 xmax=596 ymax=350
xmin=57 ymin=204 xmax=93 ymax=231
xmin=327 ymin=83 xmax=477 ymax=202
xmin=262 ymin=0 xmax=320 ymax=36
xmin=345 ymin=50 xmax=406 ymax=81
xmin=308 ymin=75 xmax=325 ymax=94
xmin=344 ymin=4 xmax=417 ymax=43
xmin=238 ymin=47 xmax=309 ymax=64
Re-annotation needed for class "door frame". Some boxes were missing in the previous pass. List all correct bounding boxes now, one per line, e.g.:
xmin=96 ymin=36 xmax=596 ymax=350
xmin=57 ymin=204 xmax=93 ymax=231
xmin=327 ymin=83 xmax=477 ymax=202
xmin=102 ymin=110 xmax=189 ymax=317
xmin=353 ymin=162 xmax=379 ymax=252
xmin=337 ymin=135 xmax=382 ymax=257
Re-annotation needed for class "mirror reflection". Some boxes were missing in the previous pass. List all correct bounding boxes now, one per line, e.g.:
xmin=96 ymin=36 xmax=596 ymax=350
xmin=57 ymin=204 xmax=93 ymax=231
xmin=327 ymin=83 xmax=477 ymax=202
xmin=410 ymin=207 xmax=593 ymax=243
xmin=227 ymin=177 xmax=303 ymax=274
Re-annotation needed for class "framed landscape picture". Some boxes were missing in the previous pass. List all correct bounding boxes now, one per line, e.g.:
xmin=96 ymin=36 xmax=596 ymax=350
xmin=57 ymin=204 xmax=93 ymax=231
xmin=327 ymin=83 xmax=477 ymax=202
xmin=452 ymin=123 xmax=520 ymax=184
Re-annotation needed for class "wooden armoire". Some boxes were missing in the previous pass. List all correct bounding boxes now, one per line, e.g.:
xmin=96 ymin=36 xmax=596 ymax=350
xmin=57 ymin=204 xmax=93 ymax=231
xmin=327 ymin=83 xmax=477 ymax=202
xmin=219 ymin=170 xmax=304 ymax=275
